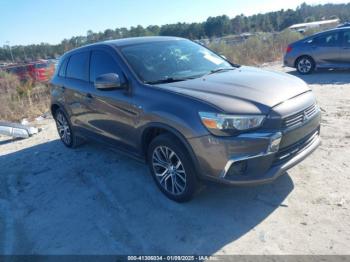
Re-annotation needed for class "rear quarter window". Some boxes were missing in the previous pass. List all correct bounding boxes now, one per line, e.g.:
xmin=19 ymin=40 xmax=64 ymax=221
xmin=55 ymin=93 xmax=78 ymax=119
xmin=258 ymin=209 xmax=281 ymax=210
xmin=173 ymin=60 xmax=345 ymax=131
xmin=66 ymin=52 xmax=89 ymax=81
xmin=58 ymin=57 xmax=69 ymax=77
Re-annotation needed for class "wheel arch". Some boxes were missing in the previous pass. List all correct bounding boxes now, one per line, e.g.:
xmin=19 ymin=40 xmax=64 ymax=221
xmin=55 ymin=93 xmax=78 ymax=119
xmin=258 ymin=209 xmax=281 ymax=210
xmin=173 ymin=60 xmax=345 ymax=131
xmin=50 ymin=102 xmax=72 ymax=121
xmin=50 ymin=103 xmax=61 ymax=117
xmin=50 ymin=103 xmax=76 ymax=131
xmin=294 ymin=54 xmax=316 ymax=68
xmin=140 ymin=123 xmax=201 ymax=176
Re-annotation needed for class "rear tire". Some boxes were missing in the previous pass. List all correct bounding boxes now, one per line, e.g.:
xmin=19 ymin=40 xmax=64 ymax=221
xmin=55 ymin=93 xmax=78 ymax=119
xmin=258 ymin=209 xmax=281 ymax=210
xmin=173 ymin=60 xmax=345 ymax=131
xmin=296 ymin=56 xmax=315 ymax=74
xmin=147 ymin=133 xmax=198 ymax=202
xmin=54 ymin=109 xmax=82 ymax=148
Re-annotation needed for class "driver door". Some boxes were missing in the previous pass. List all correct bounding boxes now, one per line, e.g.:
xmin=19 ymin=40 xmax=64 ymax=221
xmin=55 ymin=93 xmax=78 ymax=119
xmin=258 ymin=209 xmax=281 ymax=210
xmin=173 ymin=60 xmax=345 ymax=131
xmin=82 ymin=48 xmax=139 ymax=152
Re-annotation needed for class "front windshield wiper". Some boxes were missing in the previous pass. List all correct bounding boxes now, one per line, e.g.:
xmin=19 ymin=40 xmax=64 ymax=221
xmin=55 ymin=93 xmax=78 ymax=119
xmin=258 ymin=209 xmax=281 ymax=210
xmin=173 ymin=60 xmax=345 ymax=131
xmin=145 ymin=76 xmax=196 ymax=85
xmin=204 ymin=67 xmax=237 ymax=76
xmin=145 ymin=67 xmax=238 ymax=84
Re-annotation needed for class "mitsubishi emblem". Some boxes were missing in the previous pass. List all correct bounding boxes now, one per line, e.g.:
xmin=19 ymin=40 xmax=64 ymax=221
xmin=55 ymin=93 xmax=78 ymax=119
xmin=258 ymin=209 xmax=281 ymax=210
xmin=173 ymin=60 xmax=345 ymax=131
xmin=303 ymin=111 xmax=308 ymax=122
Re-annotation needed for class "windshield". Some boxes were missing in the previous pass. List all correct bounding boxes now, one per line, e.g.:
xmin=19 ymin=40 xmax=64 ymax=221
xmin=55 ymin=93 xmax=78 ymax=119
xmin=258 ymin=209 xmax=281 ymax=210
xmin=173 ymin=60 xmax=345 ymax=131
xmin=120 ymin=40 xmax=233 ymax=83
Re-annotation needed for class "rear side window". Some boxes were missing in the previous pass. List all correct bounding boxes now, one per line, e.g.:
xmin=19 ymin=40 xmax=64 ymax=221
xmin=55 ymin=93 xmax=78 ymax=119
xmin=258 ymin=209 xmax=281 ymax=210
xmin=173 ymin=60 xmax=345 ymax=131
xmin=313 ymin=32 xmax=339 ymax=46
xmin=89 ymin=50 xmax=120 ymax=82
xmin=66 ymin=52 xmax=89 ymax=81
xmin=58 ymin=58 xmax=68 ymax=77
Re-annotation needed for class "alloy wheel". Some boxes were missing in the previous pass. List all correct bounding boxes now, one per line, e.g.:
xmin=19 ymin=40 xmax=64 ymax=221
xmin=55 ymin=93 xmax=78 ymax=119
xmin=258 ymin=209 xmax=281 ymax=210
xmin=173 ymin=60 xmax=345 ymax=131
xmin=297 ymin=58 xmax=312 ymax=73
xmin=152 ymin=146 xmax=187 ymax=195
xmin=55 ymin=112 xmax=72 ymax=145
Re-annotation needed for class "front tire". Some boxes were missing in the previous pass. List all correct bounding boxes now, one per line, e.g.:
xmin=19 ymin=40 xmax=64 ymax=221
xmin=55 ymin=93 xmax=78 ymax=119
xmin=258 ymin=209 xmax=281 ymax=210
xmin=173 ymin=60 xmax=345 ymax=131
xmin=296 ymin=56 xmax=315 ymax=74
xmin=147 ymin=134 xmax=197 ymax=202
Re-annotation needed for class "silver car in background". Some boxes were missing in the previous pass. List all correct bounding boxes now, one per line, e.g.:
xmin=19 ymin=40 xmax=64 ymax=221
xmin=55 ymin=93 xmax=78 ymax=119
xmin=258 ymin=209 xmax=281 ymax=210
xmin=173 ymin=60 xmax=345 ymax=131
xmin=284 ymin=27 xmax=350 ymax=74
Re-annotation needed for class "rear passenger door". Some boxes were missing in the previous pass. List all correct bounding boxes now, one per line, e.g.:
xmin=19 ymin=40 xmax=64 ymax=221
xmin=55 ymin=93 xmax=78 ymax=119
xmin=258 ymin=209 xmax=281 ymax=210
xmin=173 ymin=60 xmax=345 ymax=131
xmin=310 ymin=31 xmax=341 ymax=67
xmin=63 ymin=51 xmax=92 ymax=131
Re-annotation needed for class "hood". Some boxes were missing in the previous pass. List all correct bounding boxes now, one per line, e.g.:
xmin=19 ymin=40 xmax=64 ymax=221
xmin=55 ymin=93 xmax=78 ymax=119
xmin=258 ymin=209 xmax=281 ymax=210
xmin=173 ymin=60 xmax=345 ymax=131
xmin=158 ymin=66 xmax=310 ymax=114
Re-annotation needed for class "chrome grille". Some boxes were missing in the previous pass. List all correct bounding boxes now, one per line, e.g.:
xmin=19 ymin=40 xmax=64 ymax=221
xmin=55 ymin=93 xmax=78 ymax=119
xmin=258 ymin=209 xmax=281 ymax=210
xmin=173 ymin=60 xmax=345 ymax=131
xmin=283 ymin=103 xmax=318 ymax=129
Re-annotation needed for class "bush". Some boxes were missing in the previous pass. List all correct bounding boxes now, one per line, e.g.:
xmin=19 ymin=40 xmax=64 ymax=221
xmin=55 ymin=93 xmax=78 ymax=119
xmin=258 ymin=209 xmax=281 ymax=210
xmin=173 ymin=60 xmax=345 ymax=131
xmin=0 ymin=71 xmax=50 ymax=121
xmin=208 ymin=30 xmax=302 ymax=65
xmin=0 ymin=71 xmax=21 ymax=94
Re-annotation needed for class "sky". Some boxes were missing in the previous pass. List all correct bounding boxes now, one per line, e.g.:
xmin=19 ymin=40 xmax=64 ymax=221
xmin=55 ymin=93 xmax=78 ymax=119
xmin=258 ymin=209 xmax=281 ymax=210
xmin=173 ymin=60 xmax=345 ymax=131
xmin=0 ymin=0 xmax=347 ymax=45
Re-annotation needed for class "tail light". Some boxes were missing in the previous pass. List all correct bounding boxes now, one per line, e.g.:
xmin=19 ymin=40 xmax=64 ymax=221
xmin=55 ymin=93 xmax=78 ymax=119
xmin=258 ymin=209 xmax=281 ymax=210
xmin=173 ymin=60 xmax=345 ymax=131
xmin=286 ymin=45 xmax=293 ymax=53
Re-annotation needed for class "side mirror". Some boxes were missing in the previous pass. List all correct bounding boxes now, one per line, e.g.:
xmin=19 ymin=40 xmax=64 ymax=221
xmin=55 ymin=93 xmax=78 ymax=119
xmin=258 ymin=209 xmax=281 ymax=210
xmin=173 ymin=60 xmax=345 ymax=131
xmin=94 ymin=73 xmax=123 ymax=90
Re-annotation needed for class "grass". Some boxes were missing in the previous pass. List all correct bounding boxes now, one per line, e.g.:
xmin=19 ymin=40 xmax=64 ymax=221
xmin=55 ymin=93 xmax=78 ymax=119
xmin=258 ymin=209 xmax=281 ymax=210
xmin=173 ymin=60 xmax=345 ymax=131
xmin=209 ymin=30 xmax=302 ymax=65
xmin=0 ymin=71 xmax=50 ymax=122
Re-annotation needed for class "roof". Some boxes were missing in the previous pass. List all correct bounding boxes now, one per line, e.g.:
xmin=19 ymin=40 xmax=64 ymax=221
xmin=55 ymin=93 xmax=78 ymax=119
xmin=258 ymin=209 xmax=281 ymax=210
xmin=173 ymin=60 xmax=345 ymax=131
xmin=61 ymin=36 xmax=185 ymax=57
xmin=289 ymin=19 xmax=340 ymax=29
xmin=313 ymin=26 xmax=350 ymax=35
xmin=337 ymin=22 xmax=350 ymax=28
xmin=104 ymin=36 xmax=184 ymax=47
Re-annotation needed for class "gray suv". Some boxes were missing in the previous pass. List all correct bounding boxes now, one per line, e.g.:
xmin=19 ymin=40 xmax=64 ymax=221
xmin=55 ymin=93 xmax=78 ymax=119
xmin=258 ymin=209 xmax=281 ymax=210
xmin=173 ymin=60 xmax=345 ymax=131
xmin=284 ymin=27 xmax=350 ymax=74
xmin=51 ymin=37 xmax=321 ymax=202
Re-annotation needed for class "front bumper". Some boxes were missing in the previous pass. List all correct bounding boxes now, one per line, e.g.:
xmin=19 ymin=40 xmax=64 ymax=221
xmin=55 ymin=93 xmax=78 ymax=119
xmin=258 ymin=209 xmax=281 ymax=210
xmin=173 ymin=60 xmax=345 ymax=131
xmin=215 ymin=130 xmax=320 ymax=185
xmin=188 ymin=112 xmax=321 ymax=185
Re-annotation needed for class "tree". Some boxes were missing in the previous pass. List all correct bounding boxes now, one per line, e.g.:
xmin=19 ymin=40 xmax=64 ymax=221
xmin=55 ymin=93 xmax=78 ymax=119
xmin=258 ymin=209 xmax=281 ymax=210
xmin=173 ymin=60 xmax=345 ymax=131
xmin=231 ymin=15 xmax=246 ymax=34
xmin=187 ymin=23 xmax=206 ymax=39
xmin=86 ymin=30 xmax=95 ymax=43
xmin=147 ymin=25 xmax=161 ymax=36
xmin=104 ymin=29 xmax=115 ymax=40
xmin=205 ymin=15 xmax=231 ymax=37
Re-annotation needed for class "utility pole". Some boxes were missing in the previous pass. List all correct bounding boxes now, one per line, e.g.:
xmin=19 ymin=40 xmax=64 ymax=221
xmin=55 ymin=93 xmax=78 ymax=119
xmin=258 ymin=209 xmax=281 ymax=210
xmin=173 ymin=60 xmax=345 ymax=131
xmin=22 ymin=46 xmax=27 ymax=61
xmin=5 ymin=41 xmax=14 ymax=63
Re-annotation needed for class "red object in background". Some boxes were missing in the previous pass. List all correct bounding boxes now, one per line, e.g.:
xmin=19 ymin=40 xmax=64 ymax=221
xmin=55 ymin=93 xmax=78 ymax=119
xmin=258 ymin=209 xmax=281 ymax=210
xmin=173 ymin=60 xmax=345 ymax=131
xmin=286 ymin=45 xmax=293 ymax=53
xmin=27 ymin=62 xmax=55 ymax=82
xmin=5 ymin=61 xmax=55 ymax=82
xmin=4 ymin=61 xmax=55 ymax=83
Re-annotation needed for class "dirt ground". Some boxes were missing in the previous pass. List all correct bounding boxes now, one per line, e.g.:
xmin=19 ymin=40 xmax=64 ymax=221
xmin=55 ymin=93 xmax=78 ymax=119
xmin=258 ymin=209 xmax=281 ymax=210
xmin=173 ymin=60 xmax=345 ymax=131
xmin=0 ymin=65 xmax=349 ymax=255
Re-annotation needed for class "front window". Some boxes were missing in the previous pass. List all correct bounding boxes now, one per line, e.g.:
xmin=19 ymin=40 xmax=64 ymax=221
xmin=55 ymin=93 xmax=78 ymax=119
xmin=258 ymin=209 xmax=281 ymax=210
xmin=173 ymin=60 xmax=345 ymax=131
xmin=66 ymin=52 xmax=89 ymax=81
xmin=89 ymin=50 xmax=121 ymax=82
xmin=120 ymin=40 xmax=233 ymax=84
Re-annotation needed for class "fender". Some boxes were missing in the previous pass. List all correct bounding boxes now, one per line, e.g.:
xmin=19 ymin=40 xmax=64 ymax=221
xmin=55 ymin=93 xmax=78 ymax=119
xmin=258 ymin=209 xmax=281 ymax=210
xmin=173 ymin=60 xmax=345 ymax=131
xmin=140 ymin=122 xmax=202 ymax=178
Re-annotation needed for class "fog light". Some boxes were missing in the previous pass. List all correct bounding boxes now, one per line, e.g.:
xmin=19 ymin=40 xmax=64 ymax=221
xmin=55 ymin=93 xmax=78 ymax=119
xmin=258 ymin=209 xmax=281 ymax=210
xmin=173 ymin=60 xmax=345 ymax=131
xmin=227 ymin=160 xmax=247 ymax=177
xmin=268 ymin=133 xmax=282 ymax=153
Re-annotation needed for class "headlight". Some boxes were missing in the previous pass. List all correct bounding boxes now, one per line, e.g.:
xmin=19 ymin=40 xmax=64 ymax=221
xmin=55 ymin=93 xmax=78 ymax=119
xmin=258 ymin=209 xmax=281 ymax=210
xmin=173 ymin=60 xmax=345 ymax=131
xmin=199 ymin=112 xmax=265 ymax=135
